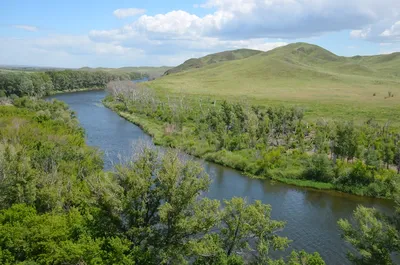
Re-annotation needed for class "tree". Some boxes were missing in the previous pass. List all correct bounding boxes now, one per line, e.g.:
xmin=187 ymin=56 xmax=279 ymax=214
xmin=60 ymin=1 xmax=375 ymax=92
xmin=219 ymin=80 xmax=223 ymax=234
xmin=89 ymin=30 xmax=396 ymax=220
xmin=382 ymin=136 xmax=395 ymax=169
xmin=220 ymin=197 xmax=290 ymax=263
xmin=334 ymin=122 xmax=359 ymax=161
xmin=105 ymin=148 xmax=295 ymax=264
xmin=338 ymin=206 xmax=400 ymax=265
xmin=269 ymin=250 xmax=326 ymax=265
xmin=0 ymin=204 xmax=106 ymax=265
xmin=109 ymin=148 xmax=221 ymax=264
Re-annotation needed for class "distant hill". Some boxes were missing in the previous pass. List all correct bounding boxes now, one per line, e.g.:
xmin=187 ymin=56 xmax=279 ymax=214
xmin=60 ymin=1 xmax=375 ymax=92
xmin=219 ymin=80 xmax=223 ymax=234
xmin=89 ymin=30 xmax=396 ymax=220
xmin=259 ymin=42 xmax=400 ymax=78
xmin=79 ymin=66 xmax=172 ymax=78
xmin=150 ymin=42 xmax=400 ymax=124
xmin=164 ymin=49 xmax=262 ymax=75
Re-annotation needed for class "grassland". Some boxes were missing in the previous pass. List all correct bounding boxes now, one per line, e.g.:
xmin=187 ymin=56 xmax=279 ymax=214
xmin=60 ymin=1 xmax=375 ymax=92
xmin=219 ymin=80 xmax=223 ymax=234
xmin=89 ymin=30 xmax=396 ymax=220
xmin=149 ymin=43 xmax=400 ymax=125
xmin=164 ymin=49 xmax=261 ymax=75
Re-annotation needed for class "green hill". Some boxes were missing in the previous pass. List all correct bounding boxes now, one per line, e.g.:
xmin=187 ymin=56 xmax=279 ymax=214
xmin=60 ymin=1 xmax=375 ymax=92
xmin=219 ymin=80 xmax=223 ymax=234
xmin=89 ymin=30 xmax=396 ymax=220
xmin=164 ymin=49 xmax=262 ymax=75
xmin=149 ymin=42 xmax=400 ymax=124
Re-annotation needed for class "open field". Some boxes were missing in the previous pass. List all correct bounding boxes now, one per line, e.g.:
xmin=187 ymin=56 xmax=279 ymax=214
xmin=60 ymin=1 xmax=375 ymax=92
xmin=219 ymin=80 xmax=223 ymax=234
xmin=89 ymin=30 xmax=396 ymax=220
xmin=149 ymin=43 xmax=400 ymax=125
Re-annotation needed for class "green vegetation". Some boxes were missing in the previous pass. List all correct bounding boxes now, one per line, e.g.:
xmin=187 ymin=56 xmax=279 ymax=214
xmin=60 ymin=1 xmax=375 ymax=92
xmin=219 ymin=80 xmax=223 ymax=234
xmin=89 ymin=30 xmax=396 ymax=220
xmin=104 ymin=82 xmax=400 ymax=198
xmin=0 ymin=97 xmax=325 ymax=264
xmin=150 ymin=43 xmax=400 ymax=125
xmin=0 ymin=69 xmax=144 ymax=97
xmin=338 ymin=200 xmax=400 ymax=265
xmin=164 ymin=49 xmax=261 ymax=75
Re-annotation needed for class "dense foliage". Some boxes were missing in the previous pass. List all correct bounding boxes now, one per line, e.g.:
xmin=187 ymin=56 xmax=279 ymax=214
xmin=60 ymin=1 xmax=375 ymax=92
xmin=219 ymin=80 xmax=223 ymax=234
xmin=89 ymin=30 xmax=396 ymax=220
xmin=338 ymin=200 xmax=400 ymax=265
xmin=105 ymin=83 xmax=400 ymax=198
xmin=0 ymin=70 xmax=144 ymax=97
xmin=0 ymin=98 xmax=324 ymax=264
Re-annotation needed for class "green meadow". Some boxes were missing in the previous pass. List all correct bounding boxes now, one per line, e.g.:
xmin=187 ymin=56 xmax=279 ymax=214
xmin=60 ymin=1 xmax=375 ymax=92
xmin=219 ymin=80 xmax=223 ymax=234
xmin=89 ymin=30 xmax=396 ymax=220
xmin=149 ymin=43 xmax=400 ymax=125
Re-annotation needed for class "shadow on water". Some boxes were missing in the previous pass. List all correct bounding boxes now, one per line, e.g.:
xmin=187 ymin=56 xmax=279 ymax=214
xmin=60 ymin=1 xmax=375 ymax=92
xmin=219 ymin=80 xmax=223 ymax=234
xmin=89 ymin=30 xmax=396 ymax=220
xmin=49 ymin=89 xmax=396 ymax=265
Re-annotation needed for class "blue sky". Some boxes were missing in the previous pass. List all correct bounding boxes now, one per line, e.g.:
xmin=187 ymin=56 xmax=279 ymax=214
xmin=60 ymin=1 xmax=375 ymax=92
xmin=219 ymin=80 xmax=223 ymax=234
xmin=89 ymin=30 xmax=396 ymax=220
xmin=1 ymin=0 xmax=400 ymax=67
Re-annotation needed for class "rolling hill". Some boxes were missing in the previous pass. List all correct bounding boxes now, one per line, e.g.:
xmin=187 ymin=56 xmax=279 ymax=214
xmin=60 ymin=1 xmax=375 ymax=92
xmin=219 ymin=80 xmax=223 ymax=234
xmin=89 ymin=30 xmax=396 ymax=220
xmin=149 ymin=43 xmax=400 ymax=124
xmin=164 ymin=49 xmax=262 ymax=75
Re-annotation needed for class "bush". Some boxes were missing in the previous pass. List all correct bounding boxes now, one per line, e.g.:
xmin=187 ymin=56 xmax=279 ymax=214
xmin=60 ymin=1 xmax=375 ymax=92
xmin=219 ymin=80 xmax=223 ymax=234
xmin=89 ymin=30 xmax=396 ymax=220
xmin=338 ymin=161 xmax=374 ymax=186
xmin=303 ymin=154 xmax=334 ymax=182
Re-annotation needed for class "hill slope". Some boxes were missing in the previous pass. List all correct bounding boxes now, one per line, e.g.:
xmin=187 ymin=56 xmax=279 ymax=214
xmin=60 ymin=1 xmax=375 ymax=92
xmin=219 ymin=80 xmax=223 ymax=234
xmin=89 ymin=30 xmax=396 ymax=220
xmin=149 ymin=43 xmax=400 ymax=124
xmin=164 ymin=49 xmax=262 ymax=75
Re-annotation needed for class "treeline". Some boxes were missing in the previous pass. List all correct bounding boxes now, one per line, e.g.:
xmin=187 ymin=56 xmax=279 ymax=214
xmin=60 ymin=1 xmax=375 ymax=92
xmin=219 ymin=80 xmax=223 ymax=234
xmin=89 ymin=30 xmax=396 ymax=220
xmin=0 ymin=70 xmax=144 ymax=97
xmin=0 ymin=97 xmax=325 ymax=264
xmin=105 ymin=83 xmax=400 ymax=198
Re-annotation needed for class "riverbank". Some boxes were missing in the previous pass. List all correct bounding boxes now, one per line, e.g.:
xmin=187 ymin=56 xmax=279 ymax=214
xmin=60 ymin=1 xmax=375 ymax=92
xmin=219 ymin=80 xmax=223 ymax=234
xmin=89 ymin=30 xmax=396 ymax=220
xmin=48 ymin=87 xmax=104 ymax=95
xmin=104 ymin=100 xmax=373 ymax=196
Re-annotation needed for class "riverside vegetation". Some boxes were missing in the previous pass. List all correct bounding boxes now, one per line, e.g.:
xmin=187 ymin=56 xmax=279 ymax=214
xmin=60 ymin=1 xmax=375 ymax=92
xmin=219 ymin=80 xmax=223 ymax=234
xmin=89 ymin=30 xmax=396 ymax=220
xmin=1 ymin=96 xmax=399 ymax=265
xmin=0 ymin=69 xmax=145 ymax=98
xmin=104 ymin=81 xmax=400 ymax=199
xmin=0 ymin=96 xmax=328 ymax=264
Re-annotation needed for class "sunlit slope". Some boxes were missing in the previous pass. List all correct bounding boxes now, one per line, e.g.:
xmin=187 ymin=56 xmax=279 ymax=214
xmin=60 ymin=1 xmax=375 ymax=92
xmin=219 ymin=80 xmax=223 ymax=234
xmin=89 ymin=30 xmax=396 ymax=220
xmin=164 ymin=49 xmax=262 ymax=75
xmin=149 ymin=43 xmax=400 ymax=123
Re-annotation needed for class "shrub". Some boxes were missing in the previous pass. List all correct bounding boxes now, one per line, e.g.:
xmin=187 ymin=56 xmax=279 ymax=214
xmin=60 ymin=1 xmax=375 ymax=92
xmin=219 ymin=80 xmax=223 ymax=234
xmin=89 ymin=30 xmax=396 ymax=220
xmin=303 ymin=154 xmax=334 ymax=182
xmin=339 ymin=161 xmax=374 ymax=186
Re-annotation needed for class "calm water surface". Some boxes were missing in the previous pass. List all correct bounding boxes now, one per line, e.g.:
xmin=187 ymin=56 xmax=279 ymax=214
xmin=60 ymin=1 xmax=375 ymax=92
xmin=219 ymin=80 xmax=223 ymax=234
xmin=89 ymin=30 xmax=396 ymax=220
xmin=49 ymin=90 xmax=396 ymax=265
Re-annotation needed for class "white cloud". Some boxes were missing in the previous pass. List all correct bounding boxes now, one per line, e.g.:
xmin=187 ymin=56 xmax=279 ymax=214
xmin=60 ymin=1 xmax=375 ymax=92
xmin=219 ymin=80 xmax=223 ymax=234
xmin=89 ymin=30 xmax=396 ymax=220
xmin=381 ymin=21 xmax=400 ymax=39
xmin=4 ymin=0 xmax=400 ymax=67
xmin=350 ymin=27 xmax=371 ymax=39
xmin=136 ymin=11 xmax=201 ymax=36
xmin=103 ymin=0 xmax=400 ymax=42
xmin=13 ymin=25 xmax=38 ymax=32
xmin=113 ymin=8 xmax=146 ymax=19
xmin=33 ymin=35 xmax=143 ymax=56
xmin=0 ymin=36 xmax=147 ymax=68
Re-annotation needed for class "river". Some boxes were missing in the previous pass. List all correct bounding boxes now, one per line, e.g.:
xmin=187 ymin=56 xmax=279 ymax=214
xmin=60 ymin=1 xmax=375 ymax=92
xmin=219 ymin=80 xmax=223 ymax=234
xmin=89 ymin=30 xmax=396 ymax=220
xmin=48 ymin=89 xmax=396 ymax=265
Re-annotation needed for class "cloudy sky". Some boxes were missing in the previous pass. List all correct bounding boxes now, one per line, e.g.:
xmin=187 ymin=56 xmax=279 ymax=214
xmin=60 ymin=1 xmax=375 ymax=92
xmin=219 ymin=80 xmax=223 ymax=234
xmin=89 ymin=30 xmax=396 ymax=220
xmin=1 ymin=0 xmax=400 ymax=67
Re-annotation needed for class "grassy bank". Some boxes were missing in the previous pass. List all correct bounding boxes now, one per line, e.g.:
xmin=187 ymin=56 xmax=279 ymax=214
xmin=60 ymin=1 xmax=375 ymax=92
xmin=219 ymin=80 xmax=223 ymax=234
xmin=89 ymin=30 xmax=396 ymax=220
xmin=49 ymin=87 xmax=105 ymax=95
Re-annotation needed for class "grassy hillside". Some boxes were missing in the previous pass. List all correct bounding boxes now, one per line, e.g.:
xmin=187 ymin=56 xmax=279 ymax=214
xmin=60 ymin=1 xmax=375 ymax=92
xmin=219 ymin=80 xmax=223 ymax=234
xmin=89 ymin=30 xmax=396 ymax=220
xmin=149 ymin=43 xmax=400 ymax=124
xmin=164 ymin=49 xmax=261 ymax=75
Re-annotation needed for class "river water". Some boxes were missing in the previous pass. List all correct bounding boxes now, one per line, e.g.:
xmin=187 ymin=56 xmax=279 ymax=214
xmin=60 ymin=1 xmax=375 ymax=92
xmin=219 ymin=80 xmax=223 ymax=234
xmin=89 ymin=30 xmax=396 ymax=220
xmin=48 ymin=89 xmax=396 ymax=265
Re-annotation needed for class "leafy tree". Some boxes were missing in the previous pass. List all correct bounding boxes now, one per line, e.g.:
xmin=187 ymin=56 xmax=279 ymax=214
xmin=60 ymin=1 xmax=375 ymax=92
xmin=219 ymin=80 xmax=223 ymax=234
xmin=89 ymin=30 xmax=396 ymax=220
xmin=304 ymin=154 xmax=334 ymax=183
xmin=338 ymin=205 xmax=400 ymax=265
xmin=382 ymin=136 xmax=395 ymax=169
xmin=220 ymin=198 xmax=290 ymax=263
xmin=269 ymin=250 xmax=326 ymax=265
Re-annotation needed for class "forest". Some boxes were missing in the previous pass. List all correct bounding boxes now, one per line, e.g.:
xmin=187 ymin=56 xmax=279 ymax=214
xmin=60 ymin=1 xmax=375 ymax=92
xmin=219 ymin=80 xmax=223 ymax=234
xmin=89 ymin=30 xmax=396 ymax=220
xmin=0 ymin=69 xmax=143 ymax=98
xmin=104 ymin=83 xmax=400 ymax=198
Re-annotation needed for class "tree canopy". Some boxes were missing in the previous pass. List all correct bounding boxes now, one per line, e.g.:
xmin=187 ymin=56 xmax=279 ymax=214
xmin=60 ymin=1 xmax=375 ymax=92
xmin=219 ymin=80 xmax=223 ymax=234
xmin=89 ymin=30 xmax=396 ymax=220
xmin=0 ymin=97 xmax=325 ymax=265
